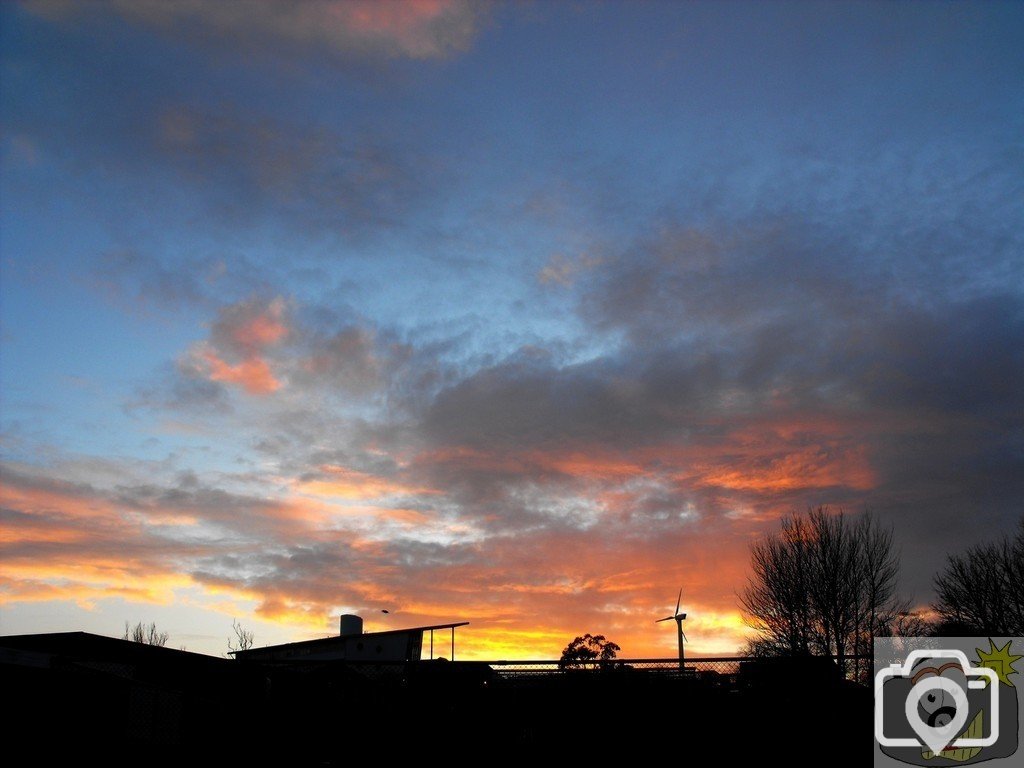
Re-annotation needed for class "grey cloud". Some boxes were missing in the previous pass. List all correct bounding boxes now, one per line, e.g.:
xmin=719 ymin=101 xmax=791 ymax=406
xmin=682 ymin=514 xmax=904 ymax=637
xmin=91 ymin=250 xmax=273 ymax=316
xmin=291 ymin=327 xmax=382 ymax=396
xmin=420 ymin=353 xmax=646 ymax=451
xmin=419 ymin=337 xmax=802 ymax=454
xmin=92 ymin=250 xmax=210 ymax=312
xmin=395 ymin=204 xmax=1024 ymax=564
xmin=189 ymin=546 xmax=354 ymax=602
xmin=577 ymin=218 xmax=887 ymax=345
xmin=111 ymin=478 xmax=304 ymax=540
xmin=301 ymin=445 xmax=401 ymax=482
xmin=192 ymin=536 xmax=482 ymax=613
xmin=3 ymin=19 xmax=454 ymax=244
xmin=153 ymin=105 xmax=444 ymax=236
xmin=847 ymin=294 xmax=1024 ymax=416
xmin=0 ymin=463 xmax=104 ymax=505
xmin=128 ymin=361 xmax=233 ymax=415
xmin=135 ymin=100 xmax=452 ymax=241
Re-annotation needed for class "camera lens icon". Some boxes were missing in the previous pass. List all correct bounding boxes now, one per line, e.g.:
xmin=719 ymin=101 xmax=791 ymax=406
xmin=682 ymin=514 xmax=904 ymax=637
xmin=905 ymin=675 xmax=971 ymax=754
xmin=916 ymin=665 xmax=967 ymax=726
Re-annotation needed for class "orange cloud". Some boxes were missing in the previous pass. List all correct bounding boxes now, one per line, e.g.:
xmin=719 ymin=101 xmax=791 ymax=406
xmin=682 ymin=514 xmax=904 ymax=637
xmin=695 ymin=444 xmax=874 ymax=492
xmin=0 ymin=524 xmax=88 ymax=544
xmin=0 ymin=555 xmax=195 ymax=609
xmin=0 ymin=404 xmax=880 ymax=661
xmin=0 ymin=478 xmax=114 ymax=521
xmin=535 ymin=450 xmax=648 ymax=480
xmin=294 ymin=464 xmax=438 ymax=501
xmin=195 ymin=346 xmax=281 ymax=395
xmin=688 ymin=417 xmax=877 ymax=493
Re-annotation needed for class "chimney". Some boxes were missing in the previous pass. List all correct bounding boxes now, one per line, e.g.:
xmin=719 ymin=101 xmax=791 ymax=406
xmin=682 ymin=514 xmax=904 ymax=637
xmin=339 ymin=614 xmax=363 ymax=636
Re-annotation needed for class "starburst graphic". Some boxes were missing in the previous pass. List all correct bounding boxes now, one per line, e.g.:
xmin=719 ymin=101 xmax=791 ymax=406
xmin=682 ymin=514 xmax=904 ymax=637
xmin=975 ymin=639 xmax=1023 ymax=687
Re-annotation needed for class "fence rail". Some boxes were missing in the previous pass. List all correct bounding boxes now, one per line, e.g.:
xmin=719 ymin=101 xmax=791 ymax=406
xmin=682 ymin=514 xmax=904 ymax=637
xmin=250 ymin=654 xmax=873 ymax=690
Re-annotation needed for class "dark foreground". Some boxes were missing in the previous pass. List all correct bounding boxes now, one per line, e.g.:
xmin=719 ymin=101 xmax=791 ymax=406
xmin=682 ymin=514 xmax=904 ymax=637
xmin=2 ymin=632 xmax=870 ymax=763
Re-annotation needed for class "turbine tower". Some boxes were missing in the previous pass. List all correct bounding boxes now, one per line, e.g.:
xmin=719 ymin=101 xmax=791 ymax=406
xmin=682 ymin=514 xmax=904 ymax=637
xmin=656 ymin=588 xmax=688 ymax=670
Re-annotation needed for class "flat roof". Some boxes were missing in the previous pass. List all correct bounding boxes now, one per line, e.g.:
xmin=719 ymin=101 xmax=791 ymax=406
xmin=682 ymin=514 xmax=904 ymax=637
xmin=231 ymin=621 xmax=469 ymax=657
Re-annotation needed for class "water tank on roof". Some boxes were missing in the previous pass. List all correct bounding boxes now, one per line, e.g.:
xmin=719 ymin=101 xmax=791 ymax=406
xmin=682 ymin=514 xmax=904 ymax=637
xmin=339 ymin=614 xmax=363 ymax=636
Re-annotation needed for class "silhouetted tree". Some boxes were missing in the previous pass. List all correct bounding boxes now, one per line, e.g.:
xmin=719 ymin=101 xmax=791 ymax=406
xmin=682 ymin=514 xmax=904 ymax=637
xmin=228 ymin=619 xmax=255 ymax=653
xmin=739 ymin=507 xmax=905 ymax=679
xmin=559 ymin=633 xmax=621 ymax=669
xmin=933 ymin=517 xmax=1024 ymax=635
xmin=741 ymin=636 xmax=792 ymax=659
xmin=123 ymin=621 xmax=169 ymax=647
xmin=886 ymin=610 xmax=934 ymax=638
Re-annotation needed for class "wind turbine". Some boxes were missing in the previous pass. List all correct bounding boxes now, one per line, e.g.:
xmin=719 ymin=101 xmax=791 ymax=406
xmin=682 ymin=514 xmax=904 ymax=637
xmin=656 ymin=588 xmax=688 ymax=670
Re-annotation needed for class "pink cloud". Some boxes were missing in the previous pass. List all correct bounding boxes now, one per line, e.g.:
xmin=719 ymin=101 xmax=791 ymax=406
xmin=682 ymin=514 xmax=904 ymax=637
xmin=230 ymin=307 xmax=287 ymax=351
xmin=211 ymin=296 xmax=288 ymax=357
xmin=185 ymin=297 xmax=289 ymax=395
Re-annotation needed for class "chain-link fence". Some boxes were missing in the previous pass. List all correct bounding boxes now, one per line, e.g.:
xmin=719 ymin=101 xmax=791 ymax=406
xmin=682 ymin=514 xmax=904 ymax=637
xmin=487 ymin=655 xmax=871 ymax=689
xmin=487 ymin=657 xmax=737 ymax=685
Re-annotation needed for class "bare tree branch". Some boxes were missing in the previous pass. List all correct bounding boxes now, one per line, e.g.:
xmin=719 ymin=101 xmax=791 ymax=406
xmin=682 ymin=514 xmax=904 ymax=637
xmin=228 ymin=619 xmax=255 ymax=653
xmin=932 ymin=517 xmax=1024 ymax=635
xmin=739 ymin=506 xmax=905 ymax=681
xmin=122 ymin=621 xmax=169 ymax=647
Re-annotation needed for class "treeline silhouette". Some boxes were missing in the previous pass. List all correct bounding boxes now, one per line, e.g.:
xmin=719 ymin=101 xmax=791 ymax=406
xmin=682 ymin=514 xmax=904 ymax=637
xmin=933 ymin=516 xmax=1024 ymax=635
xmin=740 ymin=506 xmax=1024 ymax=673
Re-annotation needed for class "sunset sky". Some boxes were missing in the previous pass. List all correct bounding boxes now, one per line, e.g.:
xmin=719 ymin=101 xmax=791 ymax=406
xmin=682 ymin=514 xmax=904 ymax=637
xmin=1 ymin=1 xmax=1022 ymax=659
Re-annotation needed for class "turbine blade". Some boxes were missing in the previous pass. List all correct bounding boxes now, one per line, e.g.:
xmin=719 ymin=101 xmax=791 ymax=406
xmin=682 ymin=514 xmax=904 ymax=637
xmin=656 ymin=616 xmax=676 ymax=623
xmin=681 ymin=630 xmax=688 ymax=642
xmin=675 ymin=588 xmax=682 ymax=617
